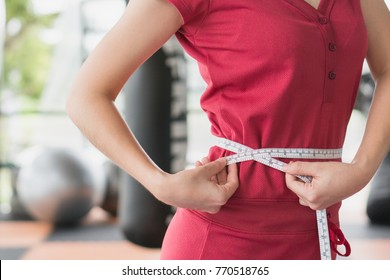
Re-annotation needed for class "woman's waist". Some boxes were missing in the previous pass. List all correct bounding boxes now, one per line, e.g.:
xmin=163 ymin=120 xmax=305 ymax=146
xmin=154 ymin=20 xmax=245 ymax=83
xmin=209 ymin=137 xmax=343 ymax=160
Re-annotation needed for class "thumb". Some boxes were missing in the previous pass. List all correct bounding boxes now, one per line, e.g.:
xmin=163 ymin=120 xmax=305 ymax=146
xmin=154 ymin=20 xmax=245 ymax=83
xmin=202 ymin=158 xmax=227 ymax=177
xmin=283 ymin=161 xmax=317 ymax=177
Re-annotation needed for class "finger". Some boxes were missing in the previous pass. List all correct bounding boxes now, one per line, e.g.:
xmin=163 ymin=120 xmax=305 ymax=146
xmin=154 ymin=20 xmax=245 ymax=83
xmin=202 ymin=158 xmax=227 ymax=178
xmin=226 ymin=163 xmax=238 ymax=185
xmin=201 ymin=157 xmax=210 ymax=165
xmin=203 ymin=157 xmax=219 ymax=184
xmin=194 ymin=157 xmax=209 ymax=167
xmin=219 ymin=163 xmax=239 ymax=197
xmin=197 ymin=157 xmax=218 ymax=183
xmin=285 ymin=173 xmax=312 ymax=199
xmin=299 ymin=198 xmax=309 ymax=207
xmin=283 ymin=161 xmax=319 ymax=177
xmin=217 ymin=166 xmax=228 ymax=185
xmin=203 ymin=163 xmax=239 ymax=213
xmin=204 ymin=206 xmax=222 ymax=215
xmin=286 ymin=174 xmax=310 ymax=208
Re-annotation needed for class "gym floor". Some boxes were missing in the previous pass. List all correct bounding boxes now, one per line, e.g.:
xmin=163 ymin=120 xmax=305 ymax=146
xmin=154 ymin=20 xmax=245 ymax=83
xmin=0 ymin=207 xmax=161 ymax=260
xmin=1 ymin=111 xmax=390 ymax=260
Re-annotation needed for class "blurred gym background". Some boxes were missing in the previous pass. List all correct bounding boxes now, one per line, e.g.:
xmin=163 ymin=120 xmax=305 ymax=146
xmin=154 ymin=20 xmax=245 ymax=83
xmin=0 ymin=0 xmax=390 ymax=260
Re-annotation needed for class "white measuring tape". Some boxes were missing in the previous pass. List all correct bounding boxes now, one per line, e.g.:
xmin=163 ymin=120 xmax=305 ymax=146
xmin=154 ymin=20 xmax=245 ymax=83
xmin=215 ymin=137 xmax=343 ymax=260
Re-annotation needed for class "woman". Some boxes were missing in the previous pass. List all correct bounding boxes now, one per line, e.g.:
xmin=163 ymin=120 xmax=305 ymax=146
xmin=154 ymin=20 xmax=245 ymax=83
xmin=67 ymin=0 xmax=390 ymax=259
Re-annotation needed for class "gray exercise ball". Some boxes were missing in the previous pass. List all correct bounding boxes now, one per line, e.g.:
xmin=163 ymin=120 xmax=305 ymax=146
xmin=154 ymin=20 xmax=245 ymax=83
xmin=16 ymin=147 xmax=103 ymax=225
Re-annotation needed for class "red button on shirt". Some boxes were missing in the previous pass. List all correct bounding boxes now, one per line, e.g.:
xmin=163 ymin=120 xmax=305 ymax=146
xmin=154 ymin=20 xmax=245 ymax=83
xmin=329 ymin=43 xmax=337 ymax=52
xmin=318 ymin=17 xmax=329 ymax=24
xmin=328 ymin=71 xmax=337 ymax=80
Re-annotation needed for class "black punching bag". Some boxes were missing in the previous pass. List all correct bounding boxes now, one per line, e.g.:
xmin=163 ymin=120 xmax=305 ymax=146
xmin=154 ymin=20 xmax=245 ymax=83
xmin=119 ymin=37 xmax=187 ymax=247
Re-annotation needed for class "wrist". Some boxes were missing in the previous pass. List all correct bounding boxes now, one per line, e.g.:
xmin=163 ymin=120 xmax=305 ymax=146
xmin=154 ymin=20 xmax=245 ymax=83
xmin=144 ymin=169 xmax=171 ymax=201
xmin=350 ymin=155 xmax=379 ymax=188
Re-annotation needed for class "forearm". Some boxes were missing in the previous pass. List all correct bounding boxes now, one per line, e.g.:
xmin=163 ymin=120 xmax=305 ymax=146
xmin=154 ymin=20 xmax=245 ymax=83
xmin=352 ymin=70 xmax=390 ymax=183
xmin=66 ymin=89 xmax=165 ymax=194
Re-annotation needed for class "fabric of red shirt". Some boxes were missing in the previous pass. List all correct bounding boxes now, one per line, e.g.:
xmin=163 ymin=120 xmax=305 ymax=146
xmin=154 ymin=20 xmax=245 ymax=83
xmin=161 ymin=0 xmax=368 ymax=259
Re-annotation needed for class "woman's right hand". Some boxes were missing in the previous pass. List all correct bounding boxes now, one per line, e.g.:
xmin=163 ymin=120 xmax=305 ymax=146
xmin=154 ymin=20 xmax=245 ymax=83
xmin=155 ymin=158 xmax=239 ymax=214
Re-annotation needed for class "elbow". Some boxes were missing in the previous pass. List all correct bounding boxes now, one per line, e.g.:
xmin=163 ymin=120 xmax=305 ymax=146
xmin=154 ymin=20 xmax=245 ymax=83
xmin=66 ymin=83 xmax=89 ymax=126
xmin=66 ymin=77 xmax=90 ymax=122
xmin=371 ymin=68 xmax=390 ymax=84
xmin=367 ymin=59 xmax=390 ymax=84
xmin=66 ymin=88 xmax=78 ymax=122
xmin=66 ymin=84 xmax=114 ymax=125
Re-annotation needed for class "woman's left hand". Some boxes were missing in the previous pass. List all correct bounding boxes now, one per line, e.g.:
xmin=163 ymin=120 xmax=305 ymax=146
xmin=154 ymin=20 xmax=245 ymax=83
xmin=284 ymin=161 xmax=370 ymax=210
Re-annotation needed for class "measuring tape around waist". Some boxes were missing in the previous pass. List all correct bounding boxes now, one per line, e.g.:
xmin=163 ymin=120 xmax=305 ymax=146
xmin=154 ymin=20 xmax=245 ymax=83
xmin=215 ymin=137 xmax=343 ymax=260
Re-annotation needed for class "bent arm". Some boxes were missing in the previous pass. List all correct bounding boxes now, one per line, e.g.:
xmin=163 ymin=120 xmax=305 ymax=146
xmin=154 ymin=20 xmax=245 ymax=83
xmin=67 ymin=0 xmax=182 ymax=192
xmin=354 ymin=0 xmax=390 ymax=181
xmin=66 ymin=0 xmax=239 ymax=213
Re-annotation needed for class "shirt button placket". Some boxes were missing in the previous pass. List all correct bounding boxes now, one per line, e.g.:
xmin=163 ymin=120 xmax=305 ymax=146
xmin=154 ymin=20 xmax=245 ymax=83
xmin=318 ymin=13 xmax=337 ymax=102
xmin=319 ymin=16 xmax=337 ymax=81
xmin=328 ymin=43 xmax=337 ymax=81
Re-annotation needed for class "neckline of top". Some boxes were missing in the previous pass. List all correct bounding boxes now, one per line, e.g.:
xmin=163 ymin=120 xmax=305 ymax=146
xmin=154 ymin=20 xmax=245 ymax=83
xmin=284 ymin=0 xmax=335 ymax=19
xmin=302 ymin=0 xmax=323 ymax=11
